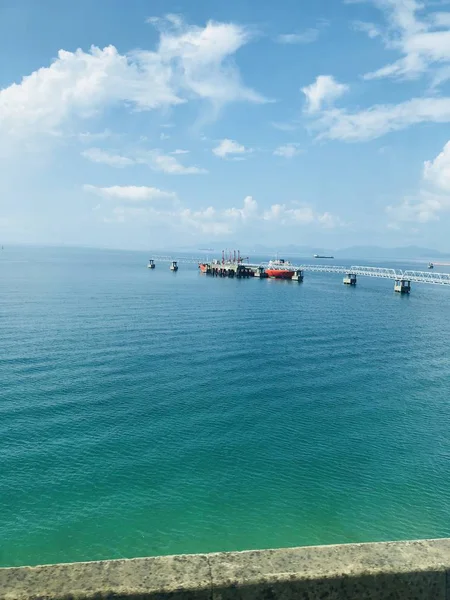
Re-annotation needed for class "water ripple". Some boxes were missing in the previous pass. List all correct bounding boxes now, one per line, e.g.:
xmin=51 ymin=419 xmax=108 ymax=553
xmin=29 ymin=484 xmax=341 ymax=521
xmin=1 ymin=247 xmax=450 ymax=567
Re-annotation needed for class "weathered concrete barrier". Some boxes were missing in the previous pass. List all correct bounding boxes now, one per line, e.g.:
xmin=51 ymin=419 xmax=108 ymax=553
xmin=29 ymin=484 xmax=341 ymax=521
xmin=1 ymin=538 xmax=449 ymax=600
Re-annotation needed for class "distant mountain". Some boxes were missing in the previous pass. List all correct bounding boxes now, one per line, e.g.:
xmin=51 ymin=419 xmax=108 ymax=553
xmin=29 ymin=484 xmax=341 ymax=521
xmin=247 ymin=244 xmax=449 ymax=260
xmin=249 ymin=244 xmax=332 ymax=256
xmin=171 ymin=243 xmax=450 ymax=260
xmin=334 ymin=245 xmax=450 ymax=259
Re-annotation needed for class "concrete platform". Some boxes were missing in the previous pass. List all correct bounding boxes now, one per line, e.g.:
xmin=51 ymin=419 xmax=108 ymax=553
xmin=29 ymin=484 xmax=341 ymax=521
xmin=1 ymin=538 xmax=450 ymax=600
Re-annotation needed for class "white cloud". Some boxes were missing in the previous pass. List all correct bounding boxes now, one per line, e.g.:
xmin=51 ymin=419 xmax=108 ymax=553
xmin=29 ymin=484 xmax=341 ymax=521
xmin=261 ymin=202 xmax=344 ymax=227
xmin=352 ymin=20 xmax=382 ymax=38
xmin=273 ymin=143 xmax=302 ymax=158
xmin=141 ymin=151 xmax=207 ymax=174
xmin=387 ymin=139 xmax=450 ymax=224
xmin=423 ymin=140 xmax=450 ymax=191
xmin=103 ymin=202 xmax=233 ymax=234
xmin=98 ymin=192 xmax=344 ymax=234
xmin=374 ymin=0 xmax=424 ymax=37
xmin=314 ymin=96 xmax=450 ymax=141
xmin=223 ymin=196 xmax=258 ymax=219
xmin=83 ymin=184 xmax=176 ymax=202
xmin=0 ymin=46 xmax=180 ymax=139
xmin=212 ymin=138 xmax=250 ymax=158
xmin=148 ymin=15 xmax=267 ymax=105
xmin=431 ymin=12 xmax=450 ymax=28
xmin=82 ymin=146 xmax=206 ymax=174
xmin=160 ymin=132 xmax=170 ymax=140
xmin=317 ymin=211 xmax=344 ymax=228
xmin=430 ymin=65 xmax=450 ymax=88
xmin=0 ymin=17 xmax=266 ymax=143
xmin=386 ymin=192 xmax=444 ymax=224
xmin=276 ymin=29 xmax=320 ymax=44
xmin=78 ymin=129 xmax=112 ymax=142
xmin=81 ymin=148 xmax=134 ymax=167
xmin=356 ymin=0 xmax=450 ymax=83
xmin=147 ymin=13 xmax=186 ymax=29
xmin=171 ymin=149 xmax=189 ymax=154
xmin=271 ymin=122 xmax=298 ymax=132
xmin=263 ymin=203 xmax=315 ymax=224
xmin=302 ymin=75 xmax=349 ymax=113
xmin=152 ymin=154 xmax=206 ymax=174
xmin=262 ymin=202 xmax=343 ymax=227
xmin=179 ymin=206 xmax=233 ymax=235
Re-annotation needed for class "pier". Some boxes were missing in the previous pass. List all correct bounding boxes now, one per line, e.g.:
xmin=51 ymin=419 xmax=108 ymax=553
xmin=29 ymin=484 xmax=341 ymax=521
xmin=394 ymin=278 xmax=411 ymax=294
xmin=343 ymin=272 xmax=357 ymax=286
xmin=201 ymin=262 xmax=254 ymax=278
xmin=148 ymin=255 xmax=450 ymax=292
xmin=199 ymin=251 xmax=254 ymax=278
xmin=292 ymin=269 xmax=304 ymax=282
xmin=253 ymin=266 xmax=269 ymax=278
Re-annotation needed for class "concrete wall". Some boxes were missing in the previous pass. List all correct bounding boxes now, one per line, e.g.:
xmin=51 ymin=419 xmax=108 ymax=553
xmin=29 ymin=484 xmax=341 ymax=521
xmin=1 ymin=538 xmax=450 ymax=600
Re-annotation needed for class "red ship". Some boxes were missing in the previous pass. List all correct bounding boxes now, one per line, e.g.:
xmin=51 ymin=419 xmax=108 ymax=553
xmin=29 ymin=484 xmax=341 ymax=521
xmin=266 ymin=259 xmax=295 ymax=279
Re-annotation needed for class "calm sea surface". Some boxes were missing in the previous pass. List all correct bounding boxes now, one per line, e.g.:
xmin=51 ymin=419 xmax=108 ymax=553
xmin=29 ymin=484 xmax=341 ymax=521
xmin=1 ymin=246 xmax=450 ymax=567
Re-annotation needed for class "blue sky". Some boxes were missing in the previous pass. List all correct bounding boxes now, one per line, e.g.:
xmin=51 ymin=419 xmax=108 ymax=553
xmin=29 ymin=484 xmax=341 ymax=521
xmin=2 ymin=0 xmax=450 ymax=250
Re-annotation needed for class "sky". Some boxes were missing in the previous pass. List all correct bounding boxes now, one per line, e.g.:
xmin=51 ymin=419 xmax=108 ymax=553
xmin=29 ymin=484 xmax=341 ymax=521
xmin=2 ymin=0 xmax=450 ymax=251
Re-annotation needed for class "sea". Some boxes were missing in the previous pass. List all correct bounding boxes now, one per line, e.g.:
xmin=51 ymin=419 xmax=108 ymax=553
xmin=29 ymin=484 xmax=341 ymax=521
xmin=1 ymin=245 xmax=450 ymax=568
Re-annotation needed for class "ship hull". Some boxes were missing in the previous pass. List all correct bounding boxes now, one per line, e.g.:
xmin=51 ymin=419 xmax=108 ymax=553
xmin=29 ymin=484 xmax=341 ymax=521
xmin=266 ymin=269 xmax=295 ymax=279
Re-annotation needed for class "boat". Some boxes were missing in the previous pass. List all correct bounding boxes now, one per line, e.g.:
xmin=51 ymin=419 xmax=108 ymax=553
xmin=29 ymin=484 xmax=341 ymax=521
xmin=147 ymin=259 xmax=155 ymax=269
xmin=199 ymin=263 xmax=208 ymax=273
xmin=314 ymin=254 xmax=334 ymax=259
xmin=266 ymin=259 xmax=295 ymax=280
xmin=170 ymin=261 xmax=178 ymax=271
xmin=428 ymin=262 xmax=434 ymax=269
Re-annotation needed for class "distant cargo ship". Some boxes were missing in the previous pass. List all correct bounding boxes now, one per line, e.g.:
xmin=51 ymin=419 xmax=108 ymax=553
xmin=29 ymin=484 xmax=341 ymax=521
xmin=314 ymin=254 xmax=334 ymax=259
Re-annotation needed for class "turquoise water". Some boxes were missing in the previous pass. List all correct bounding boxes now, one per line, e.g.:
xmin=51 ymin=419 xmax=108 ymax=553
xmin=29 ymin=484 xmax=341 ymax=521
xmin=1 ymin=246 xmax=450 ymax=567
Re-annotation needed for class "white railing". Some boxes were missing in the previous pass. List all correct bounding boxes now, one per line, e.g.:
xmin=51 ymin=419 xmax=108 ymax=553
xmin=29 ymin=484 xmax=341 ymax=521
xmin=150 ymin=255 xmax=204 ymax=264
xmin=402 ymin=270 xmax=450 ymax=285
xmin=294 ymin=264 xmax=349 ymax=274
xmin=296 ymin=264 xmax=450 ymax=285
xmin=349 ymin=266 xmax=401 ymax=279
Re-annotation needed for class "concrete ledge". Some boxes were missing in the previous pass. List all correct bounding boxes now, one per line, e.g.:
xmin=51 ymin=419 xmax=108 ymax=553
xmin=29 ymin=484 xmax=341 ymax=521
xmin=1 ymin=539 xmax=450 ymax=600
xmin=0 ymin=554 xmax=212 ymax=600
